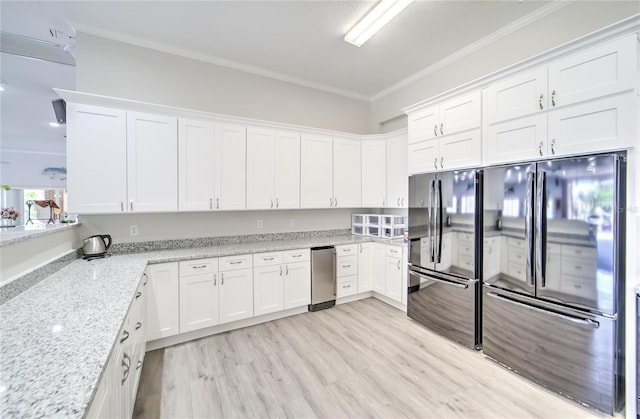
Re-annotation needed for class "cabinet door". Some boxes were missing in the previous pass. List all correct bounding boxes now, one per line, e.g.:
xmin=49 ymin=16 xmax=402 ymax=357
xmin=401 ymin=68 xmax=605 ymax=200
xmin=484 ymin=115 xmax=548 ymax=165
xmin=439 ymin=91 xmax=481 ymax=136
xmin=66 ymin=104 xmax=127 ymax=214
xmin=372 ymin=244 xmax=386 ymax=293
xmin=361 ymin=140 xmax=387 ymax=207
xmin=284 ymin=261 xmax=311 ymax=309
xmin=386 ymin=133 xmax=408 ymax=208
xmin=484 ymin=66 xmax=548 ymax=123
xmin=146 ymin=263 xmax=179 ymax=341
xmin=127 ymin=112 xmax=178 ymax=212
xmin=246 ymin=126 xmax=275 ymax=210
xmin=253 ymin=264 xmax=284 ymax=316
xmin=408 ymin=137 xmax=439 ymax=175
xmin=214 ymin=122 xmax=246 ymax=210
xmin=385 ymin=255 xmax=403 ymax=303
xmin=548 ymin=34 xmax=637 ymax=109
xmin=300 ymin=133 xmax=333 ymax=208
xmin=408 ymin=105 xmax=439 ymax=143
xmin=440 ymin=128 xmax=482 ymax=170
xmin=547 ymin=93 xmax=637 ymax=156
xmin=274 ymin=130 xmax=301 ymax=209
xmin=179 ymin=272 xmax=219 ymax=333
xmin=219 ymin=268 xmax=254 ymax=324
xmin=178 ymin=118 xmax=215 ymax=211
xmin=333 ymin=137 xmax=361 ymax=208
xmin=357 ymin=243 xmax=373 ymax=293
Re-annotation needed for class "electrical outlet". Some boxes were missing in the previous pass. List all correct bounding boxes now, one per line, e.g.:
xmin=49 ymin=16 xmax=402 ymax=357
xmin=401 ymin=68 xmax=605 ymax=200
xmin=257 ymin=219 xmax=263 ymax=229
xmin=289 ymin=218 xmax=295 ymax=228
xmin=129 ymin=225 xmax=139 ymax=236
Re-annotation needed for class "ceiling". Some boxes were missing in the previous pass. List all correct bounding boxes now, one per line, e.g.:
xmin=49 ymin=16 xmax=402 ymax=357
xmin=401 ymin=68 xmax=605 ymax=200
xmin=0 ymin=0 xmax=634 ymax=189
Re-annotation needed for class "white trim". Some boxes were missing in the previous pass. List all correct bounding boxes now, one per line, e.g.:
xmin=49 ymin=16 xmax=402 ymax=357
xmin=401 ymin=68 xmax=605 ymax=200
xmin=372 ymin=1 xmax=573 ymax=102
xmin=72 ymin=23 xmax=371 ymax=102
xmin=0 ymin=148 xmax=66 ymax=156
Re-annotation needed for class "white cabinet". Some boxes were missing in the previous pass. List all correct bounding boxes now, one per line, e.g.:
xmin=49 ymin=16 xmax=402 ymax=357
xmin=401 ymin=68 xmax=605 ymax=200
xmin=66 ymin=104 xmax=127 ymax=214
xmin=253 ymin=252 xmax=285 ymax=316
xmin=361 ymin=141 xmax=387 ymax=207
xmin=300 ymin=133 xmax=333 ymax=208
xmin=385 ymin=245 xmax=403 ymax=303
xmin=333 ymin=137 xmax=362 ymax=208
xmin=336 ymin=244 xmax=358 ymax=297
xmin=127 ymin=112 xmax=178 ymax=212
xmin=178 ymin=120 xmax=246 ymax=211
xmin=301 ymin=134 xmax=361 ymax=208
xmin=246 ymin=127 xmax=301 ymax=210
xmin=386 ymin=133 xmax=408 ymax=208
xmin=179 ymin=258 xmax=219 ymax=333
xmin=214 ymin=122 xmax=246 ymax=210
xmin=357 ymin=242 xmax=374 ymax=292
xmin=283 ymin=249 xmax=311 ymax=309
xmin=407 ymin=91 xmax=481 ymax=174
xmin=484 ymin=34 xmax=638 ymax=165
xmin=146 ymin=263 xmax=179 ymax=341
xmin=178 ymin=118 xmax=216 ymax=211
xmin=218 ymin=255 xmax=253 ymax=324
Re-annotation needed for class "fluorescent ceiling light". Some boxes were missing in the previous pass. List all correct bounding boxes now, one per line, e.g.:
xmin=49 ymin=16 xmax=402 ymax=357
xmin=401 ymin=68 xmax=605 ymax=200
xmin=0 ymin=80 xmax=6 ymax=92
xmin=49 ymin=122 xmax=60 ymax=127
xmin=344 ymin=0 xmax=414 ymax=47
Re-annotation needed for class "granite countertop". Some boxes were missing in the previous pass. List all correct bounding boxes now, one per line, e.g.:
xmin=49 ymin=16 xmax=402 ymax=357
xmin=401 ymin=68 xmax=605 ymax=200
xmin=0 ymin=223 xmax=79 ymax=247
xmin=0 ymin=234 xmax=405 ymax=417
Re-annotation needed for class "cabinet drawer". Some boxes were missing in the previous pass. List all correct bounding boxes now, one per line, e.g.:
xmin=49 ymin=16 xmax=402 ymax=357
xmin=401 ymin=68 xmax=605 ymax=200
xmin=337 ymin=256 xmax=358 ymax=277
xmin=560 ymin=275 xmax=597 ymax=299
xmin=508 ymin=263 xmax=527 ymax=282
xmin=385 ymin=245 xmax=402 ymax=258
xmin=336 ymin=244 xmax=357 ymax=255
xmin=458 ymin=232 xmax=473 ymax=242
xmin=458 ymin=240 xmax=474 ymax=257
xmin=284 ymin=248 xmax=310 ymax=263
xmin=253 ymin=251 xmax=283 ymax=267
xmin=219 ymin=254 xmax=253 ymax=271
xmin=507 ymin=237 xmax=526 ymax=248
xmin=509 ymin=247 xmax=527 ymax=264
xmin=561 ymin=245 xmax=596 ymax=260
xmin=458 ymin=255 xmax=474 ymax=272
xmin=179 ymin=258 xmax=218 ymax=276
xmin=337 ymin=278 xmax=357 ymax=297
xmin=561 ymin=256 xmax=597 ymax=278
xmin=547 ymin=243 xmax=562 ymax=255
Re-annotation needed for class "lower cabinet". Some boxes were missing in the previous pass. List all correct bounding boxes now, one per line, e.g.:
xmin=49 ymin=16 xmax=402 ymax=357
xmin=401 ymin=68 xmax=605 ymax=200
xmin=179 ymin=258 xmax=219 ymax=333
xmin=146 ymin=263 xmax=179 ymax=341
xmin=254 ymin=249 xmax=311 ymax=315
xmin=336 ymin=244 xmax=358 ymax=298
xmin=385 ymin=245 xmax=403 ymax=303
xmin=218 ymin=263 xmax=254 ymax=324
xmin=357 ymin=242 xmax=405 ymax=303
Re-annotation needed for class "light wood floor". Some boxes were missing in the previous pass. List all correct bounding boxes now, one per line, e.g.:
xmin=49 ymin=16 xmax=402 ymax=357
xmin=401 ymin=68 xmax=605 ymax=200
xmin=133 ymin=298 xmax=611 ymax=419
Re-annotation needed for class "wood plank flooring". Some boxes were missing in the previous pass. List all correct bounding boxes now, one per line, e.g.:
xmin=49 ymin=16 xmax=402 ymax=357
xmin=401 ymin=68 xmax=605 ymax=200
xmin=133 ymin=298 xmax=612 ymax=419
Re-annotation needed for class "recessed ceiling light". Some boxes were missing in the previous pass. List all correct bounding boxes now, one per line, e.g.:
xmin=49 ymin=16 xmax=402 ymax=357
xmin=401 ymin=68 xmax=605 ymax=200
xmin=49 ymin=122 xmax=61 ymax=127
xmin=344 ymin=0 xmax=414 ymax=47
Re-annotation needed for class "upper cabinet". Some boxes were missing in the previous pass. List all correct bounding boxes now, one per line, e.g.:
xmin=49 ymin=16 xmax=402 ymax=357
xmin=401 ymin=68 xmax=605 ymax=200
xmin=246 ymin=126 xmax=300 ymax=210
xmin=386 ymin=133 xmax=408 ymax=208
xmin=178 ymin=119 xmax=246 ymax=211
xmin=300 ymin=134 xmax=361 ymax=208
xmin=67 ymin=104 xmax=128 ymax=214
xmin=483 ymin=34 xmax=638 ymax=165
xmin=407 ymin=91 xmax=481 ymax=174
xmin=361 ymin=140 xmax=387 ymax=208
xmin=127 ymin=112 xmax=178 ymax=213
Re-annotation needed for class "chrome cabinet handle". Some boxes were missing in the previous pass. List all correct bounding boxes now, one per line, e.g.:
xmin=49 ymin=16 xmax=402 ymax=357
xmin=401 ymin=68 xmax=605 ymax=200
xmin=551 ymin=90 xmax=556 ymax=107
xmin=135 ymin=291 xmax=142 ymax=299
xmin=551 ymin=138 xmax=556 ymax=155
xmin=382 ymin=198 xmax=385 ymax=206
xmin=213 ymin=273 xmax=216 ymax=286
xmin=343 ymin=284 xmax=351 ymax=288
xmin=130 ymin=200 xmax=133 ymax=211
xmin=334 ymin=198 xmax=338 ymax=207
xmin=285 ymin=265 xmax=288 ymax=275
xmin=292 ymin=254 xmax=302 ymax=258
xmin=280 ymin=265 xmax=283 ymax=276
xmin=136 ymin=360 xmax=143 ymax=370
xmin=192 ymin=264 xmax=207 ymax=269
xmin=401 ymin=197 xmax=405 ymax=206
xmin=329 ymin=197 xmax=333 ymax=207
xmin=440 ymin=123 xmax=443 ymax=135
xmin=264 ymin=257 xmax=274 ymax=261
xmin=434 ymin=158 xmax=438 ymax=169
xmin=230 ymin=261 xmax=242 ymax=265
xmin=216 ymin=198 xmax=220 ymax=209
xmin=121 ymin=353 xmax=131 ymax=385
xmin=539 ymin=93 xmax=544 ymax=110
xmin=434 ymin=124 xmax=438 ymax=136
xmin=538 ymin=141 xmax=544 ymax=156
xmin=440 ymin=157 xmax=444 ymax=169
xmin=276 ymin=197 xmax=279 ymax=208
xmin=209 ymin=198 xmax=213 ymax=210
xmin=397 ymin=260 xmax=401 ymax=269
xmin=397 ymin=197 xmax=401 ymax=206
xmin=270 ymin=199 xmax=274 ymax=208
xmin=359 ymin=244 xmax=363 ymax=253
xmin=143 ymin=273 xmax=148 ymax=286
xmin=221 ymin=273 xmax=224 ymax=285
xmin=120 ymin=330 xmax=129 ymax=343
xmin=121 ymin=201 xmax=124 ymax=212
xmin=136 ymin=321 xmax=142 ymax=330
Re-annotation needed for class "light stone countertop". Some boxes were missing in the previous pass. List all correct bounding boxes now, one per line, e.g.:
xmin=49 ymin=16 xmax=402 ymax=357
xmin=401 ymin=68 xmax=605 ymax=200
xmin=0 ymin=223 xmax=79 ymax=247
xmin=0 ymin=234 xmax=405 ymax=418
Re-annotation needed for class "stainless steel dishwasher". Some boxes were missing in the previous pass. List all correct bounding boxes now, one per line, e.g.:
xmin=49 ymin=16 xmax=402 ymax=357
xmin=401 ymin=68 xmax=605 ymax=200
xmin=309 ymin=246 xmax=336 ymax=311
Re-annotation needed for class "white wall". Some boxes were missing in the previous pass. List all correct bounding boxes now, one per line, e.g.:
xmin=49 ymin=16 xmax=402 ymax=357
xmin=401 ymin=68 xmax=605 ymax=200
xmin=370 ymin=1 xmax=639 ymax=130
xmin=75 ymin=33 xmax=372 ymax=134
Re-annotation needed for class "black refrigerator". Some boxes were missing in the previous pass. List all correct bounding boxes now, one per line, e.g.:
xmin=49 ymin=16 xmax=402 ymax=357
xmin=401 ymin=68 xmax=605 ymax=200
xmin=482 ymin=152 xmax=626 ymax=414
xmin=407 ymin=169 xmax=482 ymax=350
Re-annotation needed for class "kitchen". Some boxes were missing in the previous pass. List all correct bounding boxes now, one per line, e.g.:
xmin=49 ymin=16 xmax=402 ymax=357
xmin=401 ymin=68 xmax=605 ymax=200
xmin=1 ymin=1 xmax=639 ymax=418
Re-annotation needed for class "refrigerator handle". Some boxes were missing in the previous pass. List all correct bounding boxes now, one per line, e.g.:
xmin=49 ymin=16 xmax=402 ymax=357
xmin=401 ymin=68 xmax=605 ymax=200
xmin=332 ymin=250 xmax=337 ymax=297
xmin=525 ymin=172 xmax=536 ymax=287
xmin=437 ymin=179 xmax=443 ymax=264
xmin=430 ymin=180 xmax=436 ymax=263
xmin=536 ymin=171 xmax=547 ymax=288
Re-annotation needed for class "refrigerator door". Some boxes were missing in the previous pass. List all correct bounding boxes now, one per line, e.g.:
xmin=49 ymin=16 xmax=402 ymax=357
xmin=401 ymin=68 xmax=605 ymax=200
xmin=535 ymin=154 xmax=619 ymax=314
xmin=408 ymin=173 xmax=436 ymax=270
xmin=483 ymin=286 xmax=617 ymax=414
xmin=434 ymin=169 xmax=479 ymax=280
xmin=408 ymin=267 xmax=479 ymax=349
xmin=483 ymin=163 xmax=536 ymax=296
